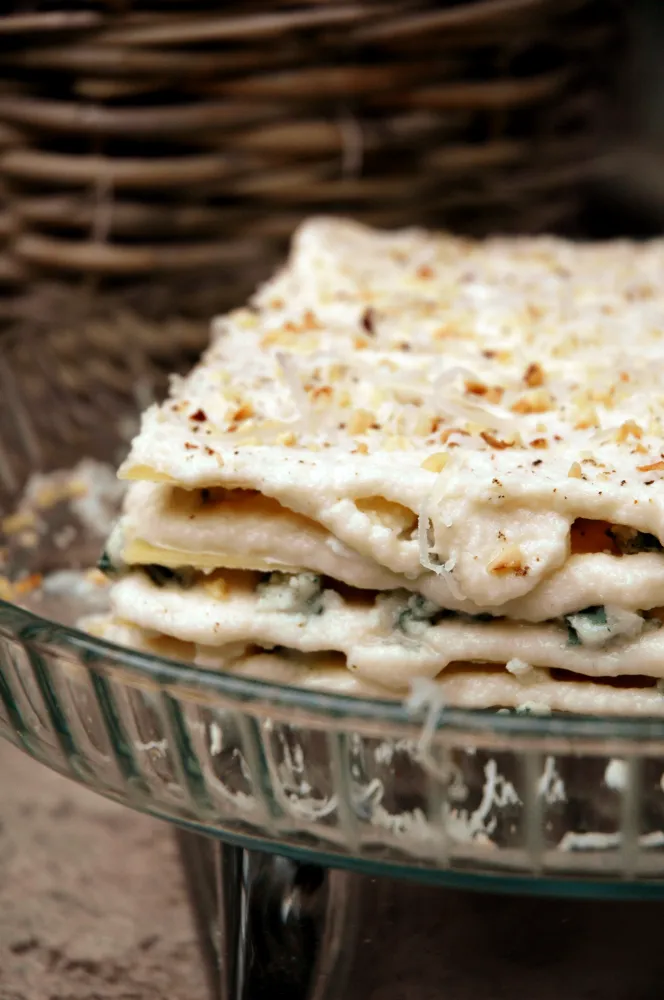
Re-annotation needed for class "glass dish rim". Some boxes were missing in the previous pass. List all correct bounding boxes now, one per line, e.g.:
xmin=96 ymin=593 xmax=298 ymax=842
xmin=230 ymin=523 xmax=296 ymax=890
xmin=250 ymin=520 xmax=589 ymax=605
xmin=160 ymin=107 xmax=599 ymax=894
xmin=4 ymin=595 xmax=664 ymax=742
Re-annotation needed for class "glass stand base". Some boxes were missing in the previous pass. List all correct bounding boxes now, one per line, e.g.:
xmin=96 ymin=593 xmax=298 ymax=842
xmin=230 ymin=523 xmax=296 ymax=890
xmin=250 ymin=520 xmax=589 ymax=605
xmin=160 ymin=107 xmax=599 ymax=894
xmin=176 ymin=828 xmax=359 ymax=1000
xmin=177 ymin=827 xmax=664 ymax=1000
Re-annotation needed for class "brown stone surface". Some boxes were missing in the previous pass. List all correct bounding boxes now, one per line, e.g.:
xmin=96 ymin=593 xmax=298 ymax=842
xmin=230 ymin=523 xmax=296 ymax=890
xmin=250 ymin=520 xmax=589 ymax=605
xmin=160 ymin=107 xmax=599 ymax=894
xmin=5 ymin=736 xmax=664 ymax=1000
xmin=0 ymin=740 xmax=207 ymax=1000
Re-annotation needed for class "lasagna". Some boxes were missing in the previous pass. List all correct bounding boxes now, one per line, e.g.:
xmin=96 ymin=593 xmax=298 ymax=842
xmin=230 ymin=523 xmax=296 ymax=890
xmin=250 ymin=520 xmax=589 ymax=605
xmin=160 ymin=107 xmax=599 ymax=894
xmin=93 ymin=217 xmax=664 ymax=715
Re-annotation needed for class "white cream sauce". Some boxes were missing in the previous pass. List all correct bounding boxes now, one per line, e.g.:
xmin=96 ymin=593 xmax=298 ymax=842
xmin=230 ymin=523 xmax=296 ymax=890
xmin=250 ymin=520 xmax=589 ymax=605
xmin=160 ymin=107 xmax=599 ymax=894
xmin=90 ymin=614 xmax=664 ymax=717
xmin=119 ymin=482 xmax=664 ymax=621
xmin=109 ymin=572 xmax=664 ymax=690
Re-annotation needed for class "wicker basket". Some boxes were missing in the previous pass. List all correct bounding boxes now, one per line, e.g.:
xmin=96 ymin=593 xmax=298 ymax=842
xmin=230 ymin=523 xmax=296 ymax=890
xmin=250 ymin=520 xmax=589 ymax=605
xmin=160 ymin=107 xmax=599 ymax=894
xmin=0 ymin=0 xmax=624 ymax=495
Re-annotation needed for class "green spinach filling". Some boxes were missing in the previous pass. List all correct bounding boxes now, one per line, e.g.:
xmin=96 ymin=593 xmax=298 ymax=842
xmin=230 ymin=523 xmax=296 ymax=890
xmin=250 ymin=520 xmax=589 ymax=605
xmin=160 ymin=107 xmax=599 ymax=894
xmin=565 ymin=606 xmax=606 ymax=646
xmin=97 ymin=549 xmax=117 ymax=577
xmin=256 ymin=571 xmax=325 ymax=616
xmin=100 ymin=554 xmax=657 ymax=656
xmin=397 ymin=594 xmax=449 ymax=635
xmin=142 ymin=565 xmax=198 ymax=589
xmin=97 ymin=548 xmax=201 ymax=589
xmin=608 ymin=526 xmax=663 ymax=554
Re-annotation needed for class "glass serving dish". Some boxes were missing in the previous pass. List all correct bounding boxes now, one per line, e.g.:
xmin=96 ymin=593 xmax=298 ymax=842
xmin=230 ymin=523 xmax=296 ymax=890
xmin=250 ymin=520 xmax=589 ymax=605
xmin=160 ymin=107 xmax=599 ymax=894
xmin=3 ymin=466 xmax=664 ymax=904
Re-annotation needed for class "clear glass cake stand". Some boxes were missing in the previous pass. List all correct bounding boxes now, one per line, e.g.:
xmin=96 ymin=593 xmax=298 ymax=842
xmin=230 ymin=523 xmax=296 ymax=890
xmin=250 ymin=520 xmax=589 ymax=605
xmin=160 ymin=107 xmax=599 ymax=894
xmin=4 ymin=337 xmax=664 ymax=999
xmin=5 ymin=509 xmax=664 ymax=999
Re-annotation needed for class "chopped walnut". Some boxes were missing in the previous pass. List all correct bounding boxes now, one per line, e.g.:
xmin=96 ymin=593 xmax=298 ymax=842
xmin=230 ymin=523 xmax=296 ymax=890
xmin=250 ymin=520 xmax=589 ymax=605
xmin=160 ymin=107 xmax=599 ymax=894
xmin=484 ymin=386 xmax=505 ymax=404
xmin=310 ymin=385 xmax=333 ymax=401
xmin=302 ymin=309 xmax=321 ymax=331
xmin=465 ymin=379 xmax=488 ymax=396
xmin=232 ymin=402 xmax=254 ymax=422
xmin=487 ymin=543 xmax=528 ymax=576
xmin=615 ymin=420 xmax=643 ymax=442
xmin=637 ymin=460 xmax=664 ymax=473
xmin=523 ymin=362 xmax=545 ymax=388
xmin=348 ymin=408 xmax=374 ymax=435
xmin=204 ymin=447 xmax=224 ymax=465
xmin=276 ymin=431 xmax=297 ymax=447
xmin=480 ymin=430 xmax=515 ymax=450
xmin=2 ymin=511 xmax=37 ymax=535
xmin=574 ymin=407 xmax=599 ymax=430
xmin=414 ymin=413 xmax=436 ymax=436
xmin=464 ymin=380 xmax=504 ymax=404
xmin=441 ymin=427 xmax=469 ymax=443
xmin=511 ymin=390 xmax=553 ymax=415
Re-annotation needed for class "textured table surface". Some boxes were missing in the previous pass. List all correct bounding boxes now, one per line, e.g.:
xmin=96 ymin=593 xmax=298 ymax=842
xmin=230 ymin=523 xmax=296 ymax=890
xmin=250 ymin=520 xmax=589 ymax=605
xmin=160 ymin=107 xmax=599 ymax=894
xmin=3 ymin=738 xmax=664 ymax=1000
xmin=0 ymin=741 xmax=206 ymax=1000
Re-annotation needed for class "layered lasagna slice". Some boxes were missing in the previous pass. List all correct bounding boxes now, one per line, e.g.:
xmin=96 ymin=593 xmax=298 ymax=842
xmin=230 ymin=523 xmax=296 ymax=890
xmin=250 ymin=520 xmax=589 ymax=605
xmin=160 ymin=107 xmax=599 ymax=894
xmin=93 ymin=218 xmax=664 ymax=714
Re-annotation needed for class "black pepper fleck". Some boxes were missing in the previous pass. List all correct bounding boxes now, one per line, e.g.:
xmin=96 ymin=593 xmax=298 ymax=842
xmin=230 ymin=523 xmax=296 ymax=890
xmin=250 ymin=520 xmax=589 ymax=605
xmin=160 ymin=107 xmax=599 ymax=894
xmin=361 ymin=307 xmax=376 ymax=335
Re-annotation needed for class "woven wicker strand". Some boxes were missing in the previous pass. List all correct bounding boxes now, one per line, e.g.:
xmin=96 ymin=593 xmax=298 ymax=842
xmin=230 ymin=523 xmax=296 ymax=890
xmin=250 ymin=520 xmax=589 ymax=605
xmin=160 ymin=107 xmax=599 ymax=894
xmin=0 ymin=0 xmax=624 ymax=491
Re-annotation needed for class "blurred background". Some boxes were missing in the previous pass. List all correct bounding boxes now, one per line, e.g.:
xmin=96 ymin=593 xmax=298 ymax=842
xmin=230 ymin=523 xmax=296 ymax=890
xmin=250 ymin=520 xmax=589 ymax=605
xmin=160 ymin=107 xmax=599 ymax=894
xmin=0 ymin=0 xmax=662 ymax=495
